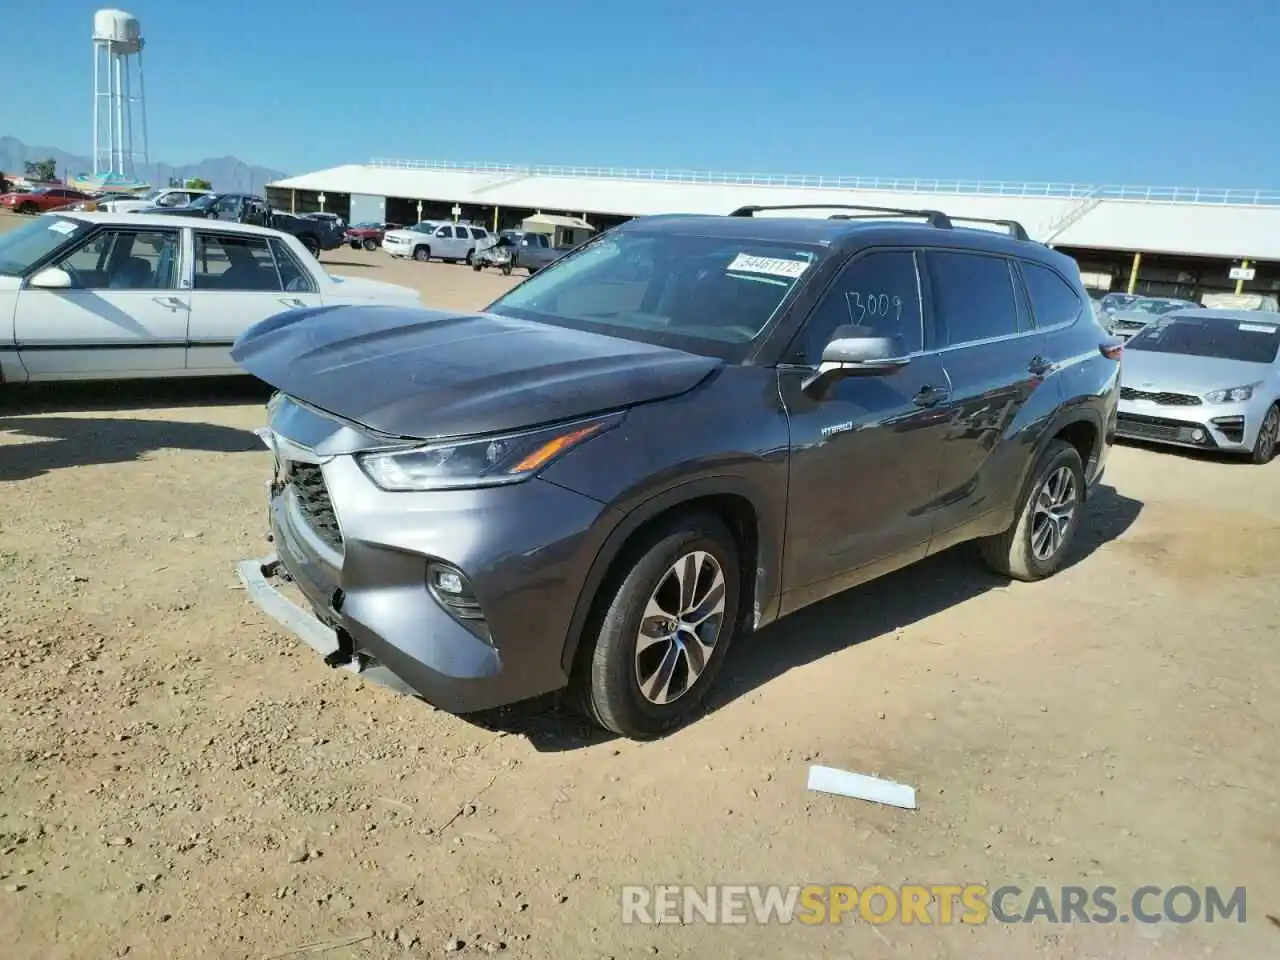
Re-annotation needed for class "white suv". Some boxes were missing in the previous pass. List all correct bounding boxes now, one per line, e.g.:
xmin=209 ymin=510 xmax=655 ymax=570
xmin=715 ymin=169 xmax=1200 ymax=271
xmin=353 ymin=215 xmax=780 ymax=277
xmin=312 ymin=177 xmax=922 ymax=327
xmin=381 ymin=221 xmax=491 ymax=263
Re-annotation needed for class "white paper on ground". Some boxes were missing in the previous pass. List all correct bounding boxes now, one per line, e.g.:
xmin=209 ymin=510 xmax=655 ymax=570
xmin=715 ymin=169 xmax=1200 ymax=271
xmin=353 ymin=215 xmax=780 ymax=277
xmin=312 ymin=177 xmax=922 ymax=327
xmin=807 ymin=764 xmax=917 ymax=809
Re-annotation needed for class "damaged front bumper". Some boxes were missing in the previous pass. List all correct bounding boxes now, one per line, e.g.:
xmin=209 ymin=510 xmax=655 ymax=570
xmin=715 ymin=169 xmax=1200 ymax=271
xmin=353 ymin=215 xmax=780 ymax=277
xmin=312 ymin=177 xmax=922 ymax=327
xmin=236 ymin=554 xmax=418 ymax=698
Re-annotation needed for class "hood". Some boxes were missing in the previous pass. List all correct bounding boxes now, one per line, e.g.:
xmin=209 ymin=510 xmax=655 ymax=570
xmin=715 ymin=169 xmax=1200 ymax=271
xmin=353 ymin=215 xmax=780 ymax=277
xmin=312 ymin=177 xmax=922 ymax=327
xmin=230 ymin=305 xmax=720 ymax=439
xmin=0 ymin=275 xmax=20 ymax=291
xmin=381 ymin=229 xmax=419 ymax=241
xmin=1122 ymin=350 xmax=1270 ymax=395
xmin=326 ymin=273 xmax=420 ymax=302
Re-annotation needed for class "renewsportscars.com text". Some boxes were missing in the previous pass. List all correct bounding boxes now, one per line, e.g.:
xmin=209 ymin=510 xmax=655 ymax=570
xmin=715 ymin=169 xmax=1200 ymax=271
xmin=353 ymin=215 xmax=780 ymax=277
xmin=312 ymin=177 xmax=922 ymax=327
xmin=620 ymin=884 xmax=1247 ymax=926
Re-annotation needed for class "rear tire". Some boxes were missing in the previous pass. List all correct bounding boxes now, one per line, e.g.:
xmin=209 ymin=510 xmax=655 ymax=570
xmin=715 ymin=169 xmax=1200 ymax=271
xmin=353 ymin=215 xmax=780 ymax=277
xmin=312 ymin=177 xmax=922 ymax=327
xmin=1250 ymin=403 xmax=1280 ymax=464
xmin=500 ymin=262 xmax=513 ymax=276
xmin=300 ymin=235 xmax=320 ymax=257
xmin=577 ymin=513 xmax=741 ymax=739
xmin=979 ymin=439 xmax=1084 ymax=581
xmin=363 ymin=238 xmax=377 ymax=252
xmin=472 ymin=262 xmax=482 ymax=272
xmin=465 ymin=249 xmax=474 ymax=265
xmin=413 ymin=245 xmax=430 ymax=262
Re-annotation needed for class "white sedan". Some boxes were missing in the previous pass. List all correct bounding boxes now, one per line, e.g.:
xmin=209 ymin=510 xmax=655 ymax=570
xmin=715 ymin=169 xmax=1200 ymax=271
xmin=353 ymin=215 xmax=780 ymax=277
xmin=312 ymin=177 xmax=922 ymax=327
xmin=0 ymin=211 xmax=422 ymax=383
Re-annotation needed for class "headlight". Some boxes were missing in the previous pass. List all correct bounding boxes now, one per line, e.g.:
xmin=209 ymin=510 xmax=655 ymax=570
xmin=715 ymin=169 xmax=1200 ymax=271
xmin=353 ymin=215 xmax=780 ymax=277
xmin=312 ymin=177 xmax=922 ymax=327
xmin=1204 ymin=383 xmax=1260 ymax=403
xmin=357 ymin=413 xmax=623 ymax=491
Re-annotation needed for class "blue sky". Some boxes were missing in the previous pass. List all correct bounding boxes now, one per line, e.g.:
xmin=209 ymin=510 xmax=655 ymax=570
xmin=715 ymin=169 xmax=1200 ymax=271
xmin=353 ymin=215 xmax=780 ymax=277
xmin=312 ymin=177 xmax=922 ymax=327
xmin=3 ymin=0 xmax=1278 ymax=186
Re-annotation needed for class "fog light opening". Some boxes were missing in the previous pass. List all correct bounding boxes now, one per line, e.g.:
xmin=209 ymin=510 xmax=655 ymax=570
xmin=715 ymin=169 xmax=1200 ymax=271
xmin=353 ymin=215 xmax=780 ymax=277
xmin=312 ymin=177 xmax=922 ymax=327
xmin=426 ymin=560 xmax=492 ymax=643
xmin=1191 ymin=428 xmax=1206 ymax=442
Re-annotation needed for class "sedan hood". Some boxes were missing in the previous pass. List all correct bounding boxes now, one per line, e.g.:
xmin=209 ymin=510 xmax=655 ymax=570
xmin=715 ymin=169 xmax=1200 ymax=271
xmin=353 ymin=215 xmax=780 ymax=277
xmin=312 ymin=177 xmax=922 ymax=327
xmin=1122 ymin=350 xmax=1271 ymax=395
xmin=230 ymin=305 xmax=720 ymax=439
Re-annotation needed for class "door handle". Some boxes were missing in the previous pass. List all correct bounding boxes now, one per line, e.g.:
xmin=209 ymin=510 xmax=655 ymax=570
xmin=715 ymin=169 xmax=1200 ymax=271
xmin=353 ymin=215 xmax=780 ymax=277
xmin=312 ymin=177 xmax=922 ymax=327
xmin=1028 ymin=355 xmax=1052 ymax=377
xmin=278 ymin=297 xmax=308 ymax=308
xmin=912 ymin=385 xmax=950 ymax=407
xmin=153 ymin=296 xmax=186 ymax=309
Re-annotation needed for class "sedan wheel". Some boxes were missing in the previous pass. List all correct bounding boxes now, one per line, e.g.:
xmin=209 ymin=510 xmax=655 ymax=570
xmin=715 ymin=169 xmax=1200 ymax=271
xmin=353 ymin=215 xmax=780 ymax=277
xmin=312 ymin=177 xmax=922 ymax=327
xmin=1251 ymin=404 xmax=1280 ymax=464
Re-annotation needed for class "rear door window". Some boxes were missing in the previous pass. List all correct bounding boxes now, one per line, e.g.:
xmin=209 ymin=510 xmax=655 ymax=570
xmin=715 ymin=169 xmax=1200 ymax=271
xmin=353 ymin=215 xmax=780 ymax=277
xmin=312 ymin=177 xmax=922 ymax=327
xmin=1021 ymin=261 xmax=1084 ymax=328
xmin=927 ymin=251 xmax=1021 ymax=347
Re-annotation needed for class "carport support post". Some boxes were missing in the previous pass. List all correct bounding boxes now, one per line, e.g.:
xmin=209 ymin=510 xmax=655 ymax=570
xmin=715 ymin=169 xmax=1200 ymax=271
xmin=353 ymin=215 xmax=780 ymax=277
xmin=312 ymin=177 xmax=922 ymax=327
xmin=1126 ymin=252 xmax=1142 ymax=294
xmin=290 ymin=189 xmax=296 ymax=214
xmin=493 ymin=206 xmax=499 ymax=232
xmin=1235 ymin=259 xmax=1250 ymax=295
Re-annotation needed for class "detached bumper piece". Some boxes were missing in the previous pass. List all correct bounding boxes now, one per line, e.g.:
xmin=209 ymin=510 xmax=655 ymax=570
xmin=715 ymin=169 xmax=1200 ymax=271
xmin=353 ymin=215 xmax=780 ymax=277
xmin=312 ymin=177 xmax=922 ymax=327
xmin=1115 ymin=413 xmax=1220 ymax=449
xmin=236 ymin=554 xmax=418 ymax=698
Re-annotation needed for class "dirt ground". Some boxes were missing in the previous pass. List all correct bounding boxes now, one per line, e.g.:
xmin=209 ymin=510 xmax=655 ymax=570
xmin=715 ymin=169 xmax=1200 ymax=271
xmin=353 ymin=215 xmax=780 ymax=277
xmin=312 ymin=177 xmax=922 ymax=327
xmin=1 ymin=214 xmax=1278 ymax=958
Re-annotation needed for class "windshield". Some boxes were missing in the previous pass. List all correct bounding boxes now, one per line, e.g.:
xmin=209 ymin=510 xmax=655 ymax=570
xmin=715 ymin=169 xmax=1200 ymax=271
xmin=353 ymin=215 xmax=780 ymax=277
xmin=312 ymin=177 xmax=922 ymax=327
xmin=408 ymin=222 xmax=436 ymax=233
xmin=141 ymin=189 xmax=163 ymax=201
xmin=0 ymin=216 xmax=85 ymax=276
xmin=1127 ymin=298 xmax=1189 ymax=316
xmin=1126 ymin=315 xmax=1280 ymax=364
xmin=486 ymin=230 xmax=821 ymax=359
xmin=187 ymin=194 xmax=218 ymax=210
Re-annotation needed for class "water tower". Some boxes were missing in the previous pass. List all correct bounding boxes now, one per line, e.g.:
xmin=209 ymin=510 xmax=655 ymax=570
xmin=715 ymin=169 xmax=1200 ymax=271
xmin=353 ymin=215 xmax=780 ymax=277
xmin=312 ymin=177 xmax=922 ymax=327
xmin=92 ymin=9 xmax=149 ymax=179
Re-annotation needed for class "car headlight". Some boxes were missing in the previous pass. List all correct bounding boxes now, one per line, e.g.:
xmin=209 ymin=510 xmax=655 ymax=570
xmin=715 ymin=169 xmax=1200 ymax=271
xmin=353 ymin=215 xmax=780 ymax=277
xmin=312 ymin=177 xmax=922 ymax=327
xmin=357 ymin=412 xmax=623 ymax=491
xmin=1204 ymin=383 xmax=1260 ymax=403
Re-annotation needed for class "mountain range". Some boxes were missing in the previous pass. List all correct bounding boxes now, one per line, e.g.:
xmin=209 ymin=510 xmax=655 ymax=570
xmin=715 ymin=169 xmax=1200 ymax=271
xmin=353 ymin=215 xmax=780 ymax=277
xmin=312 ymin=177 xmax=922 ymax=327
xmin=0 ymin=136 xmax=289 ymax=194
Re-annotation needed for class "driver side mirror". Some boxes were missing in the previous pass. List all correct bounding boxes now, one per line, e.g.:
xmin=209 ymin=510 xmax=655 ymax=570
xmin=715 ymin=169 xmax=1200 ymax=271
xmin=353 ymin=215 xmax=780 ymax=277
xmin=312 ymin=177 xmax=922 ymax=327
xmin=801 ymin=326 xmax=911 ymax=397
xmin=27 ymin=267 xmax=73 ymax=290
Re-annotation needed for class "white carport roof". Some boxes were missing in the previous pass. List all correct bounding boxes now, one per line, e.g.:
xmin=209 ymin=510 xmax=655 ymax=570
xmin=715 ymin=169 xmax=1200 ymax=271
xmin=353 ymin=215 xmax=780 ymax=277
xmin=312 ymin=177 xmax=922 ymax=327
xmin=268 ymin=161 xmax=1280 ymax=261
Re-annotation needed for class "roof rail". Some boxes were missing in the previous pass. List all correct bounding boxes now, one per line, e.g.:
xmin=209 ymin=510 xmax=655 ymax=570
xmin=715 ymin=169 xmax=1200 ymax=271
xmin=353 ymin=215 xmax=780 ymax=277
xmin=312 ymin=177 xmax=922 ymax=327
xmin=946 ymin=215 xmax=1031 ymax=241
xmin=729 ymin=203 xmax=953 ymax=229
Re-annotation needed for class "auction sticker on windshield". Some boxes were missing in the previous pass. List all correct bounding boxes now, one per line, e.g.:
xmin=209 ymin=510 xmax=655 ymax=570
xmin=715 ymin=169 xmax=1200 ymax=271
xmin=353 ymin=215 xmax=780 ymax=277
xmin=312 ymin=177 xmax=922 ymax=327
xmin=727 ymin=253 xmax=811 ymax=279
xmin=1237 ymin=322 xmax=1278 ymax=334
xmin=48 ymin=221 xmax=78 ymax=235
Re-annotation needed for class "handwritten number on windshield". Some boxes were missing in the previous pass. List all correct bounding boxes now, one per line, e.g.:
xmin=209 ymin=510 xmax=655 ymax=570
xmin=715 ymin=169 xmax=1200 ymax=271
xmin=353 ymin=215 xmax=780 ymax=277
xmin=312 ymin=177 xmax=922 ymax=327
xmin=848 ymin=292 xmax=903 ymax=326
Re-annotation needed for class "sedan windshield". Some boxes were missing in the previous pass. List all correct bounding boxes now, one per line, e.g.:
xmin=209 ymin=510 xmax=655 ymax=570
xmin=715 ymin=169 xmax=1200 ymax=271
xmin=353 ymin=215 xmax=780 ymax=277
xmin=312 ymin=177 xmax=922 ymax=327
xmin=186 ymin=194 xmax=218 ymax=210
xmin=0 ymin=216 xmax=85 ymax=276
xmin=486 ymin=230 xmax=821 ymax=359
xmin=1126 ymin=315 xmax=1280 ymax=364
xmin=1127 ymin=298 xmax=1190 ymax=316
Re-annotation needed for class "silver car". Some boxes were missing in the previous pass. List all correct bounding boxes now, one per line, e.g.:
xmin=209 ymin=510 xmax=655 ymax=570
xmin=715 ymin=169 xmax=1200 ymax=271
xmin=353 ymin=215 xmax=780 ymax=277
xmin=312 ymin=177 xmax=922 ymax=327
xmin=1116 ymin=310 xmax=1280 ymax=462
xmin=1107 ymin=296 xmax=1201 ymax=339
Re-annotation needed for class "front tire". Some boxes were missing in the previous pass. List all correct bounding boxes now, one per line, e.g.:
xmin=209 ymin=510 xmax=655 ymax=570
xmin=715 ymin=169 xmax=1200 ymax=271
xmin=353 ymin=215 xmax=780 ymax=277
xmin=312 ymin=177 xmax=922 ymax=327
xmin=300 ymin=235 xmax=320 ymax=257
xmin=578 ymin=514 xmax=741 ymax=739
xmin=413 ymin=245 xmax=430 ymax=262
xmin=18 ymin=202 xmax=37 ymax=215
xmin=363 ymin=238 xmax=377 ymax=252
xmin=472 ymin=262 xmax=482 ymax=272
xmin=500 ymin=262 xmax=513 ymax=276
xmin=1250 ymin=403 xmax=1280 ymax=464
xmin=979 ymin=439 xmax=1084 ymax=581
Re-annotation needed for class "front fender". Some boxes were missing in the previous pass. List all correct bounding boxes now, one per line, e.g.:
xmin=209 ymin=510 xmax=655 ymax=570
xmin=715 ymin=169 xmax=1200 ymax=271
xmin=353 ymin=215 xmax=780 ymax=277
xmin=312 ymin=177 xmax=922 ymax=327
xmin=558 ymin=472 xmax=785 ymax=675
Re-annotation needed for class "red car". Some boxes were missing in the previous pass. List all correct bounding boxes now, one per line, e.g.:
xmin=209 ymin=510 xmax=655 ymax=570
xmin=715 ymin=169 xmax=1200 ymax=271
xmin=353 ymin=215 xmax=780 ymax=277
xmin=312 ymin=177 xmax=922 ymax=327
xmin=344 ymin=221 xmax=402 ymax=251
xmin=1 ymin=187 xmax=92 ymax=215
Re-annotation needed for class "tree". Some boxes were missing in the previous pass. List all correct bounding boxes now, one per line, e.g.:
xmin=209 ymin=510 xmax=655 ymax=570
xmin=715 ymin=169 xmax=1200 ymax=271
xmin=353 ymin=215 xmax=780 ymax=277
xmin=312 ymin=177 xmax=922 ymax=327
xmin=23 ymin=158 xmax=57 ymax=182
xmin=185 ymin=177 xmax=212 ymax=191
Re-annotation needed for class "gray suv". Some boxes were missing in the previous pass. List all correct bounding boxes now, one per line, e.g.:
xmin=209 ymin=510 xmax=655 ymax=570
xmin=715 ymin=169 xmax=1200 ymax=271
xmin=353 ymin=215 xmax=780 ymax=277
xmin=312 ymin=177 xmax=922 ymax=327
xmin=233 ymin=204 xmax=1122 ymax=738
